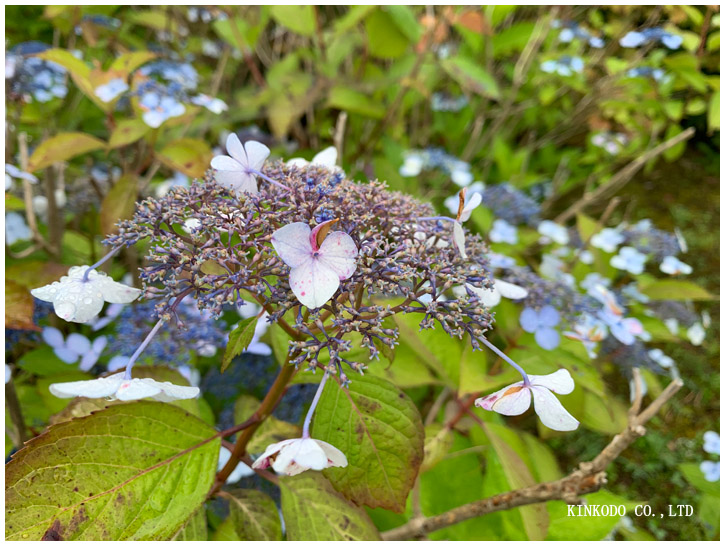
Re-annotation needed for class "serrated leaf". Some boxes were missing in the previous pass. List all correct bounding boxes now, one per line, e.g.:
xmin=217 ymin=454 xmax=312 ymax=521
xmin=222 ymin=317 xmax=258 ymax=372
xmin=6 ymin=279 xmax=38 ymax=331
xmin=640 ymin=279 xmax=714 ymax=301
xmin=109 ymin=119 xmax=150 ymax=149
xmin=172 ymin=507 xmax=207 ymax=541
xmin=28 ymin=132 xmax=106 ymax=171
xmin=312 ymin=374 xmax=424 ymax=511
xmin=218 ymin=489 xmax=282 ymax=540
xmin=280 ymin=473 xmax=380 ymax=540
xmin=100 ymin=174 xmax=137 ymax=235
xmin=157 ymin=138 xmax=212 ymax=178
xmin=5 ymin=402 xmax=220 ymax=540
xmin=269 ymin=5 xmax=316 ymax=37
xmin=441 ymin=55 xmax=500 ymax=99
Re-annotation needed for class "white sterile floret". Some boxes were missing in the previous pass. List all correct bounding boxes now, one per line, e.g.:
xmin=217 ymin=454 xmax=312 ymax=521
xmin=49 ymin=372 xmax=200 ymax=402
xmin=31 ymin=265 xmax=142 ymax=323
xmin=287 ymin=146 xmax=341 ymax=172
xmin=252 ymin=437 xmax=348 ymax=476
xmin=659 ymin=255 xmax=693 ymax=275
xmin=210 ymin=134 xmax=270 ymax=195
xmin=537 ymin=220 xmax=570 ymax=245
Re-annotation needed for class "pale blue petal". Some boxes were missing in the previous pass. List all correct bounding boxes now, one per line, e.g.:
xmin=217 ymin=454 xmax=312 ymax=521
xmin=519 ymin=308 xmax=539 ymax=333
xmin=538 ymin=305 xmax=561 ymax=327
xmin=535 ymin=327 xmax=560 ymax=350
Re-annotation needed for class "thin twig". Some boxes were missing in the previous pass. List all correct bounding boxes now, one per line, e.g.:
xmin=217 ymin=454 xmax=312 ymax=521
xmin=381 ymin=378 xmax=683 ymax=540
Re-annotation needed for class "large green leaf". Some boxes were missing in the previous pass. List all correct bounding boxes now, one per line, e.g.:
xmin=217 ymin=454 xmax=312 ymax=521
xmin=640 ymin=279 xmax=714 ymax=301
xmin=156 ymin=138 xmax=212 ymax=178
xmin=280 ymin=473 xmax=380 ymax=540
xmin=327 ymin=86 xmax=386 ymax=119
xmin=311 ymin=374 xmax=424 ymax=511
xmin=108 ymin=119 xmax=150 ymax=149
xmin=100 ymin=174 xmax=138 ymax=235
xmin=217 ymin=489 xmax=282 ymax=540
xmin=364 ymin=8 xmax=410 ymax=59
xmin=6 ymin=402 xmax=220 ymax=540
xmin=172 ymin=507 xmax=207 ymax=541
xmin=27 ymin=132 xmax=106 ymax=171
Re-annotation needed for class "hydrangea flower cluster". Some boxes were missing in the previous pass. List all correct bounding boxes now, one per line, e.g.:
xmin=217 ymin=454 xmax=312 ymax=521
xmin=620 ymin=27 xmax=683 ymax=50
xmin=6 ymin=42 xmax=68 ymax=103
xmin=540 ymin=55 xmax=585 ymax=76
xmin=591 ymin=132 xmax=629 ymax=155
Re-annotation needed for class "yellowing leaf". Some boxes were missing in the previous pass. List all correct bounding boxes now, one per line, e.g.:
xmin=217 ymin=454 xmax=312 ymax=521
xmin=157 ymin=138 xmax=212 ymax=178
xmin=28 ymin=132 xmax=106 ymax=171
xmin=108 ymin=119 xmax=150 ymax=149
xmin=270 ymin=6 xmax=316 ymax=37
xmin=6 ymin=280 xmax=39 ymax=331
xmin=100 ymin=174 xmax=138 ymax=235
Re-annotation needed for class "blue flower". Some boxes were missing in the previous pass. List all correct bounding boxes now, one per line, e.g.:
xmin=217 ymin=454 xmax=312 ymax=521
xmin=138 ymin=91 xmax=186 ymax=128
xmin=5 ymin=212 xmax=32 ymax=245
xmin=520 ymin=305 xmax=561 ymax=350
xmin=95 ymin=78 xmax=128 ymax=103
xmin=627 ymin=67 xmax=665 ymax=81
xmin=489 ymin=219 xmax=518 ymax=245
xmin=620 ymin=28 xmax=682 ymax=50
xmin=610 ymin=246 xmax=647 ymax=275
xmin=704 ymin=431 xmax=720 ymax=455
xmin=42 ymin=327 xmax=107 ymax=371
xmin=590 ymin=227 xmax=625 ymax=252
xmin=541 ymin=55 xmax=584 ymax=76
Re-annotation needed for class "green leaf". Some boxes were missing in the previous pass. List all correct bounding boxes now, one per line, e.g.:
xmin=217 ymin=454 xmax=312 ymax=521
xmin=6 ymin=402 xmax=220 ymax=540
xmin=108 ymin=119 xmax=150 ymax=149
xmin=334 ymin=5 xmax=377 ymax=34
xmin=311 ymin=374 xmax=424 ymax=511
xmin=217 ymin=489 xmax=282 ymax=540
xmin=663 ymin=125 xmax=687 ymax=161
xmin=576 ymin=213 xmax=599 ymax=242
xmin=270 ymin=5 xmax=316 ymax=37
xmin=547 ymin=490 xmax=642 ymax=540
xmin=708 ymin=91 xmax=720 ymax=132
xmin=18 ymin=347 xmax=70 ymax=376
xmin=327 ymin=86 xmax=386 ymax=119
xmin=483 ymin=423 xmax=549 ymax=540
xmin=28 ymin=132 xmax=106 ymax=171
xmin=365 ymin=8 xmax=410 ymax=59
xmin=33 ymin=49 xmax=107 ymax=110
xmin=100 ymin=174 xmax=138 ymax=235
xmin=156 ymin=138 xmax=213 ymax=178
xmin=679 ymin=462 xmax=720 ymax=496
xmin=280 ymin=473 xmax=380 ymax=540
xmin=640 ymin=279 xmax=714 ymax=301
xmin=441 ymin=55 xmax=500 ymax=99
xmin=385 ymin=6 xmax=422 ymax=43
xmin=422 ymin=423 xmax=454 ymax=472
xmin=222 ymin=317 xmax=258 ymax=373
xmin=109 ymin=51 xmax=156 ymax=76
xmin=172 ymin=507 xmax=207 ymax=541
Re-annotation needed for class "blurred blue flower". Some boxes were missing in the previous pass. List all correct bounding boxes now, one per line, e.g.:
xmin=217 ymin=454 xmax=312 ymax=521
xmin=591 ymin=132 xmax=628 ymax=155
xmin=701 ymin=461 xmax=720 ymax=482
xmin=520 ymin=305 xmax=560 ymax=350
xmin=647 ymin=348 xmax=674 ymax=369
xmin=590 ymin=227 xmax=625 ymax=252
xmin=489 ymin=219 xmax=518 ymax=244
xmin=399 ymin=148 xmax=473 ymax=187
xmin=538 ymin=220 xmax=570 ymax=245
xmin=190 ymin=93 xmax=228 ymax=114
xmin=540 ymin=55 xmax=584 ymax=76
xmin=139 ymin=60 xmax=199 ymax=90
xmin=138 ymin=90 xmax=186 ymax=128
xmin=627 ymin=66 xmax=665 ymax=81
xmin=7 ymin=43 xmax=68 ymax=103
xmin=553 ymin=20 xmax=605 ymax=48
xmin=431 ymin=92 xmax=468 ymax=112
xmin=42 ymin=327 xmax=107 ymax=371
xmin=480 ymin=183 xmax=541 ymax=226
xmin=5 ymin=212 xmax=32 ymax=245
xmin=659 ymin=255 xmax=692 ymax=275
xmin=620 ymin=28 xmax=682 ymax=50
xmin=704 ymin=431 xmax=720 ymax=455
xmin=95 ymin=78 xmax=129 ymax=103
xmin=610 ymin=246 xmax=647 ymax=275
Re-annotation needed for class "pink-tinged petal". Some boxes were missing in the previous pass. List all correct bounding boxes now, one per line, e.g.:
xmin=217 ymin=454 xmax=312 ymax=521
xmin=623 ymin=317 xmax=643 ymax=335
xmin=49 ymin=373 xmax=124 ymax=399
xmin=252 ymin=439 xmax=295 ymax=470
xmin=225 ymin=133 xmax=247 ymax=165
xmin=289 ymin=259 xmax=340 ymax=309
xmin=453 ymin=222 xmax=467 ymax=259
xmin=272 ymin=438 xmax=327 ymax=475
xmin=530 ymin=369 xmax=575 ymax=394
xmin=531 ymin=386 xmax=579 ymax=431
xmin=318 ymin=232 xmax=358 ymax=280
xmin=115 ymin=379 xmax=162 ymax=401
xmin=210 ymin=155 xmax=242 ymax=171
xmin=315 ymin=439 xmax=348 ymax=468
xmin=271 ymin=222 xmax=313 ymax=268
xmin=244 ymin=140 xmax=270 ymax=172
xmin=475 ymin=381 xmax=528 ymax=415
xmin=309 ymin=219 xmax=340 ymax=251
xmin=494 ymin=279 xmax=528 ymax=300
